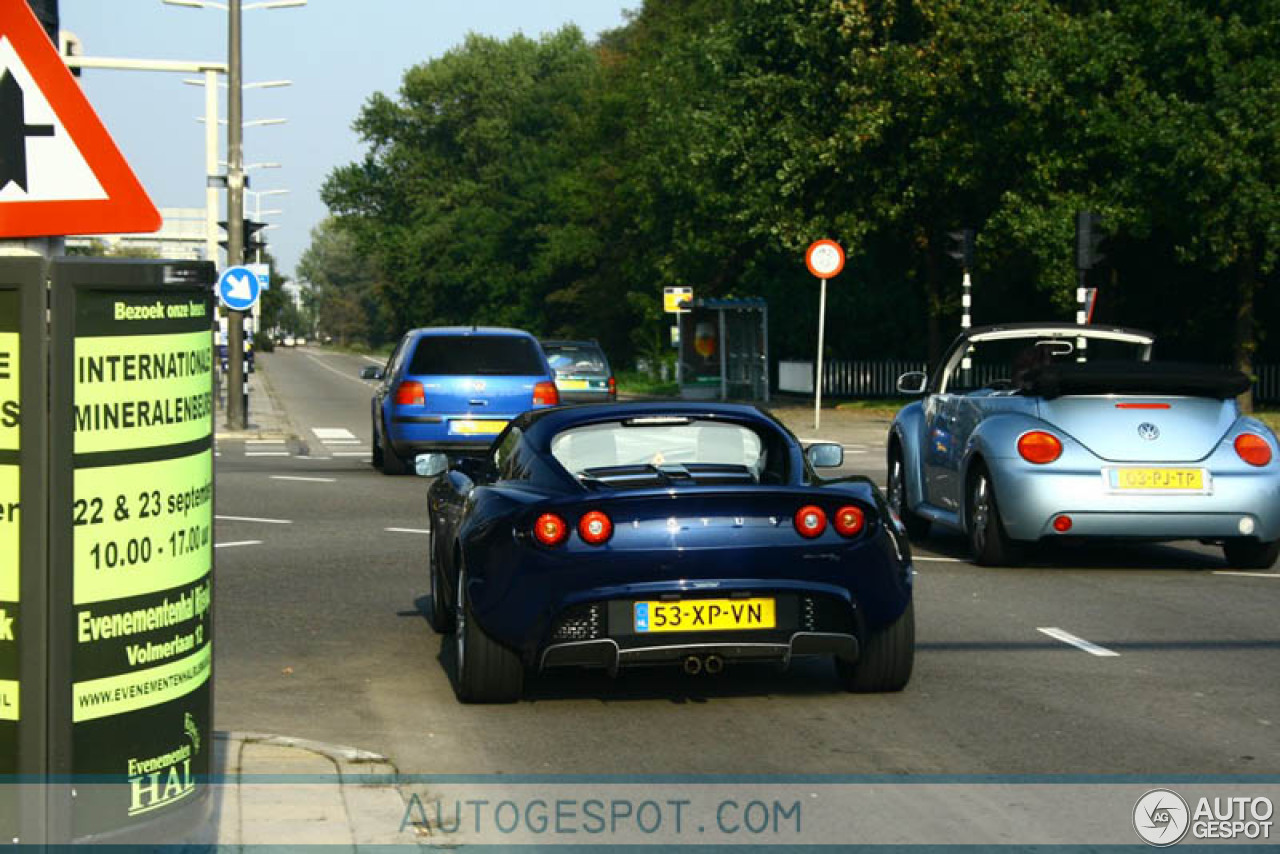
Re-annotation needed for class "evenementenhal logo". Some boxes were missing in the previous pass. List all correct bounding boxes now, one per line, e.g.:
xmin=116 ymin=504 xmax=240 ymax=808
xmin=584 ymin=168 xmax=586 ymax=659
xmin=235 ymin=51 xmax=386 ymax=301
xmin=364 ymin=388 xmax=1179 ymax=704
xmin=1134 ymin=789 xmax=1275 ymax=846
xmin=1134 ymin=789 xmax=1189 ymax=846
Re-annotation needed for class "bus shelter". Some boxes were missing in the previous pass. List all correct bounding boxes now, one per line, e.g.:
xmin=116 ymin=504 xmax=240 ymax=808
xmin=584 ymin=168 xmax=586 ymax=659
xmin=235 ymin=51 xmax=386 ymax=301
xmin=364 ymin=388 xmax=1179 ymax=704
xmin=677 ymin=297 xmax=769 ymax=402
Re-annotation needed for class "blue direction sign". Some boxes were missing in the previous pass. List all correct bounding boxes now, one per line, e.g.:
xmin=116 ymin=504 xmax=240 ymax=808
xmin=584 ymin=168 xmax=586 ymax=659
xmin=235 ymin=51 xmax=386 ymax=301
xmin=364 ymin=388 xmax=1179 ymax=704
xmin=217 ymin=265 xmax=261 ymax=312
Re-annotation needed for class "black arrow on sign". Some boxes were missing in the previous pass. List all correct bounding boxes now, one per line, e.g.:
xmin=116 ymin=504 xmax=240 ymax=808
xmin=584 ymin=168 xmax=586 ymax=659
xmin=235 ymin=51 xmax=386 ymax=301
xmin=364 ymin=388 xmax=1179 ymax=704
xmin=1 ymin=69 xmax=55 ymax=193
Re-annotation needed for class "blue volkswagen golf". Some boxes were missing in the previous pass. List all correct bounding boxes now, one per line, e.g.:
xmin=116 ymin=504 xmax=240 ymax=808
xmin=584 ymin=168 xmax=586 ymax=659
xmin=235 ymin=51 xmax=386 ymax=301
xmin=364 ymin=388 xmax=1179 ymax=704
xmin=363 ymin=327 xmax=561 ymax=474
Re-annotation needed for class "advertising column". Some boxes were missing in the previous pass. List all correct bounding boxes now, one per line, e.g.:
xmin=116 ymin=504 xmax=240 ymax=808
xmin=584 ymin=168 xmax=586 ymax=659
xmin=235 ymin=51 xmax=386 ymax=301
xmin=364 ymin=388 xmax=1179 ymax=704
xmin=49 ymin=260 xmax=215 ymax=839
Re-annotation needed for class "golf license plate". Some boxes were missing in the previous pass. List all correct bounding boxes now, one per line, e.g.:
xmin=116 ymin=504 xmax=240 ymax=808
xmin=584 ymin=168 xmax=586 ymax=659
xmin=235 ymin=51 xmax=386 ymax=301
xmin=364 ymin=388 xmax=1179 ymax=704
xmin=557 ymin=379 xmax=590 ymax=390
xmin=449 ymin=419 xmax=506 ymax=436
xmin=634 ymin=598 xmax=776 ymax=633
xmin=1106 ymin=467 xmax=1207 ymax=491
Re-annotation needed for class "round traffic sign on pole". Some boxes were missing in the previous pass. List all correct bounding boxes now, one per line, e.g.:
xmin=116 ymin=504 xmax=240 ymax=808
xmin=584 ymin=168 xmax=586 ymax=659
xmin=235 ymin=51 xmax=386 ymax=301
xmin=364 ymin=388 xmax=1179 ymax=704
xmin=805 ymin=239 xmax=845 ymax=279
xmin=805 ymin=239 xmax=845 ymax=431
xmin=217 ymin=265 xmax=261 ymax=313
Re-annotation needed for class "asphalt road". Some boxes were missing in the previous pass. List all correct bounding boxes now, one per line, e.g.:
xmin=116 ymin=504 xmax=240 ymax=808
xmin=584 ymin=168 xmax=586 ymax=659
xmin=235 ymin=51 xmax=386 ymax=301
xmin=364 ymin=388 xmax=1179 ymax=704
xmin=212 ymin=348 xmax=1279 ymax=776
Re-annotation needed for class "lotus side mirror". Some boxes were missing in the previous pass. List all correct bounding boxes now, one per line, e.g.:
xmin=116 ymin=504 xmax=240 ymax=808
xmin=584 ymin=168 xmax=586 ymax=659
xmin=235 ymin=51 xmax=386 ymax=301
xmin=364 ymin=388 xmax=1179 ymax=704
xmin=415 ymin=453 xmax=449 ymax=478
xmin=806 ymin=442 xmax=844 ymax=469
xmin=360 ymin=366 xmax=384 ymax=381
xmin=896 ymin=371 xmax=927 ymax=395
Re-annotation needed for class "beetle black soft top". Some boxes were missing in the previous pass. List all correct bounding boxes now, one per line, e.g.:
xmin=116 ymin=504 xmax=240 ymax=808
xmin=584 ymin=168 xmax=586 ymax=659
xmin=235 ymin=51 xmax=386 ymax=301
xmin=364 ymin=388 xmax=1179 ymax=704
xmin=1020 ymin=361 xmax=1251 ymax=400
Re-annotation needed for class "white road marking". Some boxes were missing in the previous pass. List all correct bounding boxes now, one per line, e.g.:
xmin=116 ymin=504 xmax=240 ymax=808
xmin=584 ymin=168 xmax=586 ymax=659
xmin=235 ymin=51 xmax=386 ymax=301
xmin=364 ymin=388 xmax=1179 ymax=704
xmin=294 ymin=455 xmax=332 ymax=460
xmin=247 ymin=439 xmax=285 ymax=445
xmin=914 ymin=555 xmax=966 ymax=563
xmin=1213 ymin=571 xmax=1280 ymax=579
xmin=215 ymin=540 xmax=262 ymax=549
xmin=1037 ymin=627 xmax=1120 ymax=657
xmin=332 ymin=451 xmax=370 ymax=458
xmin=313 ymin=428 xmax=358 ymax=440
xmin=323 ymin=439 xmax=362 ymax=446
xmin=385 ymin=527 xmax=431 ymax=535
xmin=216 ymin=515 xmax=292 ymax=525
xmin=246 ymin=451 xmax=290 ymax=457
xmin=305 ymin=353 xmax=376 ymax=387
xmin=270 ymin=475 xmax=336 ymax=483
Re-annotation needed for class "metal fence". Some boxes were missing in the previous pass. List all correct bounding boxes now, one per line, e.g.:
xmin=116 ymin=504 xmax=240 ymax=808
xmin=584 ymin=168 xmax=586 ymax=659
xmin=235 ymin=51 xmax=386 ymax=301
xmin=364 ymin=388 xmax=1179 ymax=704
xmin=810 ymin=360 xmax=1280 ymax=403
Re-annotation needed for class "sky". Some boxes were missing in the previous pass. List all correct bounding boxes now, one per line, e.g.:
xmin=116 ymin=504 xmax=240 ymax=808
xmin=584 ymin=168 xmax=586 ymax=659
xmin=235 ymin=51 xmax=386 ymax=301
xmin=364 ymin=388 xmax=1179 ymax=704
xmin=59 ymin=0 xmax=641 ymax=279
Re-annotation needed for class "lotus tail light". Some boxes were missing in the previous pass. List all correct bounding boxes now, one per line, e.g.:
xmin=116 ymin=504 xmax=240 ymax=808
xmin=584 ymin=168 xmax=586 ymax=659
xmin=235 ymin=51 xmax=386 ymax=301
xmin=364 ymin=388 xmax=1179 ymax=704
xmin=1052 ymin=515 xmax=1073 ymax=533
xmin=1017 ymin=431 xmax=1063 ymax=464
xmin=394 ymin=380 xmax=425 ymax=406
xmin=533 ymin=513 xmax=568 ymax=547
xmin=533 ymin=381 xmax=560 ymax=406
xmin=794 ymin=505 xmax=828 ymax=538
xmin=833 ymin=505 xmax=865 ymax=537
xmin=577 ymin=510 xmax=613 ymax=545
xmin=1235 ymin=433 xmax=1273 ymax=467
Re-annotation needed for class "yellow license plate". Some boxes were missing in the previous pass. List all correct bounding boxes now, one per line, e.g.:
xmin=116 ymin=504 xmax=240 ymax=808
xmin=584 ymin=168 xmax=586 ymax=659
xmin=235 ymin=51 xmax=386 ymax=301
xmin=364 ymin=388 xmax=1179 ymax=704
xmin=634 ymin=598 xmax=776 ymax=633
xmin=1107 ymin=468 xmax=1205 ymax=491
xmin=557 ymin=379 xmax=590 ymax=390
xmin=450 ymin=420 xmax=506 ymax=435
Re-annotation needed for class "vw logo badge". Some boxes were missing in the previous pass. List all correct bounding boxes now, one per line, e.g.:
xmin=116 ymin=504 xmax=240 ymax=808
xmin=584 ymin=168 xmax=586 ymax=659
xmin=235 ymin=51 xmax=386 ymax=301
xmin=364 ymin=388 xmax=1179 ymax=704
xmin=1137 ymin=422 xmax=1160 ymax=441
xmin=471 ymin=380 xmax=486 ymax=392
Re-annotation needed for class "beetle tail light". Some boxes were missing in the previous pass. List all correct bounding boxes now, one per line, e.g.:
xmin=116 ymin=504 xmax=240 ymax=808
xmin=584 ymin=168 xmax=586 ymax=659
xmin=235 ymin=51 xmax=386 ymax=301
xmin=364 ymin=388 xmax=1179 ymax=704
xmin=533 ymin=513 xmax=568 ymax=547
xmin=394 ymin=380 xmax=425 ymax=406
xmin=1235 ymin=433 xmax=1273 ymax=467
xmin=1017 ymin=431 xmax=1063 ymax=464
xmin=794 ymin=505 xmax=828 ymax=538
xmin=533 ymin=381 xmax=560 ymax=406
xmin=578 ymin=510 xmax=613 ymax=545
xmin=833 ymin=505 xmax=865 ymax=537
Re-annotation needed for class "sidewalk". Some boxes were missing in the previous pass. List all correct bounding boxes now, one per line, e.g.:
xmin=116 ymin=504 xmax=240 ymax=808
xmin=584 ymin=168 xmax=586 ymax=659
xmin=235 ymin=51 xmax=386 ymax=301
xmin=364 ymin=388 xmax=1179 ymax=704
xmin=195 ymin=732 xmax=421 ymax=847
xmin=213 ymin=358 xmax=294 ymax=441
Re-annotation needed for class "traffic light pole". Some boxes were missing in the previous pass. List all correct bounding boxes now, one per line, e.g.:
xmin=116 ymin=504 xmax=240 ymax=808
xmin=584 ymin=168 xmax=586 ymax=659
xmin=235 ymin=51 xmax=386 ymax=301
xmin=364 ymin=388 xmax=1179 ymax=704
xmin=225 ymin=0 xmax=247 ymax=429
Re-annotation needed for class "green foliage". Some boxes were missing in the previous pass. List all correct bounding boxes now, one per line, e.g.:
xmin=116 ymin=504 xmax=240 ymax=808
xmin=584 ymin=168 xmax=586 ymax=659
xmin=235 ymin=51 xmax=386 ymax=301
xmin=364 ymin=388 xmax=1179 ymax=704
xmin=311 ymin=0 xmax=1280 ymax=376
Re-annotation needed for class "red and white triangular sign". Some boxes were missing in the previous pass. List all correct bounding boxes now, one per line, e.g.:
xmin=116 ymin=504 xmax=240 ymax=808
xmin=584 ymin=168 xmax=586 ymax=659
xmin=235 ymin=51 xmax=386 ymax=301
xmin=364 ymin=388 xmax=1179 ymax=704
xmin=0 ymin=0 xmax=160 ymax=238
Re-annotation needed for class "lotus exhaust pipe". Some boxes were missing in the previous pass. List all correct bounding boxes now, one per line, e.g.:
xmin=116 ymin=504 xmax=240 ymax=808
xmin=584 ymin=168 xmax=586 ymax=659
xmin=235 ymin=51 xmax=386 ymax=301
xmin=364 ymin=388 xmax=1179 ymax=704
xmin=682 ymin=655 xmax=703 ymax=676
xmin=704 ymin=654 xmax=724 ymax=675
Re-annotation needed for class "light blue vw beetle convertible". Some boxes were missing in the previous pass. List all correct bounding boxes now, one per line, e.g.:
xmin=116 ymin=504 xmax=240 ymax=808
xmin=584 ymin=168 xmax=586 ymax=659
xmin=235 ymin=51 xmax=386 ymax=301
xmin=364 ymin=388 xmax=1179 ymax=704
xmin=888 ymin=323 xmax=1280 ymax=568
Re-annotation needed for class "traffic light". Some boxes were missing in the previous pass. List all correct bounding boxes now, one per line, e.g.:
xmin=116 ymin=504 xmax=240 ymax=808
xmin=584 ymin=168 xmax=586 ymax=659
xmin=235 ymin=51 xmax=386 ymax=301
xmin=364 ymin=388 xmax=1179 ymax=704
xmin=947 ymin=228 xmax=976 ymax=269
xmin=1075 ymin=211 xmax=1105 ymax=271
xmin=218 ymin=219 xmax=268 ymax=254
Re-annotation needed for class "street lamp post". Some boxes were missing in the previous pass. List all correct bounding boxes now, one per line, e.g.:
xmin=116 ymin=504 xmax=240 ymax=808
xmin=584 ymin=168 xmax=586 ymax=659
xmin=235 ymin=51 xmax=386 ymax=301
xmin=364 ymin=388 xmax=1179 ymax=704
xmin=163 ymin=0 xmax=305 ymax=428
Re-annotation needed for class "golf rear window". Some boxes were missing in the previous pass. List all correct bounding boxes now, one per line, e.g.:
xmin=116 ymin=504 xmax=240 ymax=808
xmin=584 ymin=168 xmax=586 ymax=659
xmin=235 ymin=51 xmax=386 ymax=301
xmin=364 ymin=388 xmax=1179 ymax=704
xmin=408 ymin=336 xmax=545 ymax=376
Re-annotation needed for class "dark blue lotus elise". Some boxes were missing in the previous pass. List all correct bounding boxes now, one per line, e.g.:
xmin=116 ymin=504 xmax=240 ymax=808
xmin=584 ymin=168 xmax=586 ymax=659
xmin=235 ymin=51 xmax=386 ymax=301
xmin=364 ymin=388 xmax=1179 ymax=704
xmin=417 ymin=402 xmax=915 ymax=703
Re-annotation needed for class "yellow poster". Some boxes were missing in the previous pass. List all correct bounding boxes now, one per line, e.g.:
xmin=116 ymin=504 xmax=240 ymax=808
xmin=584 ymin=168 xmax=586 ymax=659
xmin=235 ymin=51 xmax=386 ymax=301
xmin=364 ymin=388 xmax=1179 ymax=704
xmin=74 ymin=331 xmax=213 ymax=455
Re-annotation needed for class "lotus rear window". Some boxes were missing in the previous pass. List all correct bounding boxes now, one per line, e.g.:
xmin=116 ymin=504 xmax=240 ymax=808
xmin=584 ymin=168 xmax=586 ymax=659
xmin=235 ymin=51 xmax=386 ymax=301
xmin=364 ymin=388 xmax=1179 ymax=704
xmin=408 ymin=336 xmax=545 ymax=376
xmin=551 ymin=420 xmax=766 ymax=485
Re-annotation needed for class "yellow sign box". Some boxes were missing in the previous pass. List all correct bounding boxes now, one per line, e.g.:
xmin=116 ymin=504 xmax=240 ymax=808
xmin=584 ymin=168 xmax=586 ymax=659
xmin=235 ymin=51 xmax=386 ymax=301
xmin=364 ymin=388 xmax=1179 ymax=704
xmin=663 ymin=287 xmax=693 ymax=314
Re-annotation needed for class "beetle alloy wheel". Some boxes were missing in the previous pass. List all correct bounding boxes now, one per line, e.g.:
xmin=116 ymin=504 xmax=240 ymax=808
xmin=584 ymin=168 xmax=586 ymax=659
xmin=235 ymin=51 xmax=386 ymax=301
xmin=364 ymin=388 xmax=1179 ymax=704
xmin=971 ymin=475 xmax=991 ymax=555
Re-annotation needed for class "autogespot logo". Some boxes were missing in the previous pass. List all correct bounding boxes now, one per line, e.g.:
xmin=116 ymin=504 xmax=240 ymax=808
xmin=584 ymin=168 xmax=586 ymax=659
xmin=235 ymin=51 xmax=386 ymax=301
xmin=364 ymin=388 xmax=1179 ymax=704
xmin=1134 ymin=789 xmax=1190 ymax=846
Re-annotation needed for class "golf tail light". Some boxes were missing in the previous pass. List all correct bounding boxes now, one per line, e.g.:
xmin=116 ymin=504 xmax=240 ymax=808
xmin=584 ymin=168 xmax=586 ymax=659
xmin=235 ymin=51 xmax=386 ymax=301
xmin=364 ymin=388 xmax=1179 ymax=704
xmin=533 ymin=381 xmax=560 ymax=406
xmin=1235 ymin=433 xmax=1273 ymax=467
xmin=394 ymin=380 xmax=425 ymax=406
xmin=794 ymin=505 xmax=828 ymax=538
xmin=608 ymin=376 xmax=617 ymax=397
xmin=577 ymin=510 xmax=613 ymax=545
xmin=833 ymin=505 xmax=865 ymax=537
xmin=533 ymin=513 xmax=568 ymax=547
xmin=1017 ymin=431 xmax=1063 ymax=464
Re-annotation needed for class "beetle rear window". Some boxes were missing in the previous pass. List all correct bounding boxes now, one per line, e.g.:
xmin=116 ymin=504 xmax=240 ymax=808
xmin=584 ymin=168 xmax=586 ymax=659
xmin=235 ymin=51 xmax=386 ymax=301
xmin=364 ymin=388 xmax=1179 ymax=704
xmin=408 ymin=336 xmax=545 ymax=376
